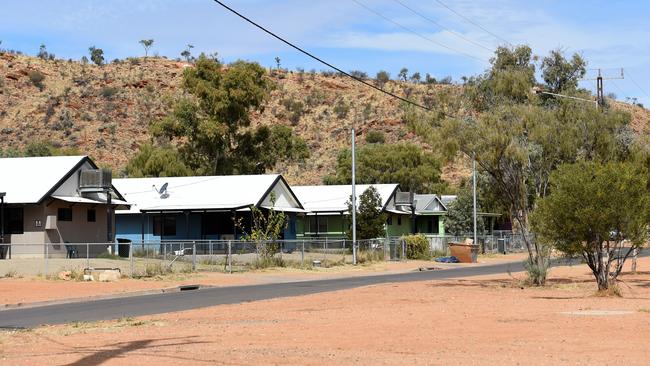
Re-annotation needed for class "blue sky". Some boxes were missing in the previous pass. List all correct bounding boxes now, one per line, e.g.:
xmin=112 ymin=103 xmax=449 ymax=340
xmin=2 ymin=0 xmax=649 ymax=105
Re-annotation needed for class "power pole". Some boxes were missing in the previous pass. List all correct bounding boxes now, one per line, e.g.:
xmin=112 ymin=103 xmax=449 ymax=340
xmin=351 ymin=128 xmax=357 ymax=265
xmin=581 ymin=68 xmax=625 ymax=110
xmin=472 ymin=154 xmax=478 ymax=251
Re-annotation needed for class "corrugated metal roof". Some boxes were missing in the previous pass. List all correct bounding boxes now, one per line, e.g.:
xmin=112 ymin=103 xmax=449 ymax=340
xmin=113 ymin=175 xmax=298 ymax=214
xmin=292 ymin=184 xmax=398 ymax=213
xmin=0 ymin=155 xmax=87 ymax=204
xmin=52 ymin=195 xmax=129 ymax=206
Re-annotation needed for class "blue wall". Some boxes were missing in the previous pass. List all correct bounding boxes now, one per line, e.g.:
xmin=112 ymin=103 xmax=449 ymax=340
xmin=116 ymin=212 xmax=298 ymax=242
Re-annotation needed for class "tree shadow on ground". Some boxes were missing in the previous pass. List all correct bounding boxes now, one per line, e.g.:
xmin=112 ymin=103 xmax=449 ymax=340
xmin=53 ymin=336 xmax=213 ymax=366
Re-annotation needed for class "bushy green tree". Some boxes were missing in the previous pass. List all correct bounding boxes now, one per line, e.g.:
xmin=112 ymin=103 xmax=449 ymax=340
xmin=149 ymin=54 xmax=307 ymax=175
xmin=531 ymin=161 xmax=650 ymax=291
xmin=540 ymin=49 xmax=586 ymax=93
xmin=444 ymin=186 xmax=484 ymax=236
xmin=375 ymin=70 xmax=390 ymax=88
xmin=125 ymin=143 xmax=192 ymax=177
xmin=88 ymin=46 xmax=104 ymax=66
xmin=438 ymin=46 xmax=633 ymax=285
xmin=325 ymin=143 xmax=445 ymax=193
xmin=398 ymin=67 xmax=408 ymax=82
xmin=346 ymin=186 xmax=386 ymax=240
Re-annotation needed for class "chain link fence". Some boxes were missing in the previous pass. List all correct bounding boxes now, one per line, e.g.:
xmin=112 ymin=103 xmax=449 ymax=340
xmin=0 ymin=232 xmax=527 ymax=277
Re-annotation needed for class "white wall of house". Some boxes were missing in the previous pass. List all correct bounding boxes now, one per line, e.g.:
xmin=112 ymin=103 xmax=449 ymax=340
xmin=261 ymin=180 xmax=301 ymax=209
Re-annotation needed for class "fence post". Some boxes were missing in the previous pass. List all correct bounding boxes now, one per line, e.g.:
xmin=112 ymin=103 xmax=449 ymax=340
xmin=44 ymin=242 xmax=48 ymax=277
xmin=192 ymin=241 xmax=196 ymax=271
xmin=227 ymin=240 xmax=232 ymax=274
xmin=86 ymin=243 xmax=90 ymax=269
xmin=301 ymin=240 xmax=305 ymax=265
xmin=324 ymin=237 xmax=328 ymax=262
xmin=129 ymin=242 xmax=134 ymax=277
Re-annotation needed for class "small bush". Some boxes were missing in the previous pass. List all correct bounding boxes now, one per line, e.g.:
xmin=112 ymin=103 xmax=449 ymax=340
xmin=100 ymin=86 xmax=119 ymax=99
xmin=333 ymin=99 xmax=349 ymax=119
xmin=28 ymin=70 xmax=45 ymax=91
xmin=3 ymin=269 xmax=20 ymax=278
xmin=249 ymin=256 xmax=285 ymax=270
xmin=282 ymin=98 xmax=304 ymax=125
xmin=523 ymin=258 xmax=550 ymax=286
xmin=142 ymin=262 xmax=172 ymax=277
xmin=402 ymin=234 xmax=430 ymax=260
xmin=365 ymin=130 xmax=385 ymax=144
xmin=357 ymin=249 xmax=384 ymax=264
xmin=97 ymin=251 xmax=120 ymax=260
xmin=349 ymin=70 xmax=368 ymax=79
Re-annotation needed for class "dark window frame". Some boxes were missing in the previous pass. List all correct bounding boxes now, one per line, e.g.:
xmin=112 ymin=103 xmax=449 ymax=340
xmin=57 ymin=207 xmax=73 ymax=222
xmin=87 ymin=209 xmax=96 ymax=222
xmin=153 ymin=215 xmax=177 ymax=237
xmin=3 ymin=207 xmax=24 ymax=234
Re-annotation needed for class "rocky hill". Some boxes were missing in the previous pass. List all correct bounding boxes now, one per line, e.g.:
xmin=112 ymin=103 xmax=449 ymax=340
xmin=1 ymin=53 xmax=648 ymax=186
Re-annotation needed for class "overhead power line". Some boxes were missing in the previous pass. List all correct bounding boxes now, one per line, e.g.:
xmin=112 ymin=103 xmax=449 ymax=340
xmin=434 ymin=0 xmax=511 ymax=47
xmin=352 ymin=0 xmax=488 ymax=63
xmin=391 ymin=0 xmax=493 ymax=52
xmin=625 ymin=70 xmax=649 ymax=98
xmin=212 ymin=0 xmax=441 ymax=113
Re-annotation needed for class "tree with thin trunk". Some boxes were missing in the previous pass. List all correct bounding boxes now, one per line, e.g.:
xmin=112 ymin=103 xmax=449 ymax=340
xmin=274 ymin=56 xmax=281 ymax=71
xmin=181 ymin=44 xmax=194 ymax=63
xmin=139 ymin=39 xmax=154 ymax=59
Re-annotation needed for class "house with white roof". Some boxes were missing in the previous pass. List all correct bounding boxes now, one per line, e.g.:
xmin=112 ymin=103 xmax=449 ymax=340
xmin=0 ymin=156 xmax=129 ymax=258
xmin=291 ymin=184 xmax=400 ymax=238
xmin=293 ymin=185 xmax=466 ymax=239
xmin=384 ymin=193 xmax=451 ymax=237
xmin=112 ymin=174 xmax=304 ymax=243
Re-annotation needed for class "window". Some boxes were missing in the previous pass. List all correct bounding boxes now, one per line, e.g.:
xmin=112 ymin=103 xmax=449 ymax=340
xmin=87 ymin=209 xmax=96 ymax=222
xmin=427 ymin=219 xmax=433 ymax=233
xmin=308 ymin=216 xmax=328 ymax=233
xmin=3 ymin=207 xmax=24 ymax=234
xmin=57 ymin=208 xmax=72 ymax=222
xmin=397 ymin=216 xmax=402 ymax=226
xmin=387 ymin=216 xmax=393 ymax=225
xmin=153 ymin=216 xmax=176 ymax=236
xmin=318 ymin=217 xmax=328 ymax=233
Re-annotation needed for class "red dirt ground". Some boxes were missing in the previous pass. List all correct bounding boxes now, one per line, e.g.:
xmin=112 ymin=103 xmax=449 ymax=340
xmin=1 ymin=255 xmax=649 ymax=365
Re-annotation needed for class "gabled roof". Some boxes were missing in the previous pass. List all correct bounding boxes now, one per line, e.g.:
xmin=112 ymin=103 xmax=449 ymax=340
xmin=292 ymin=184 xmax=399 ymax=214
xmin=113 ymin=174 xmax=303 ymax=214
xmin=440 ymin=195 xmax=457 ymax=208
xmin=415 ymin=194 xmax=448 ymax=213
xmin=0 ymin=155 xmax=125 ymax=205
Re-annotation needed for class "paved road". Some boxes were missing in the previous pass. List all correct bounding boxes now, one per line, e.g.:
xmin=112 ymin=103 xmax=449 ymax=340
xmin=0 ymin=260 xmax=528 ymax=329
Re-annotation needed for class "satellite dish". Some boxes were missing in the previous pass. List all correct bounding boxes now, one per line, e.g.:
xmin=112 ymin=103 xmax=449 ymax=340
xmin=153 ymin=183 xmax=170 ymax=199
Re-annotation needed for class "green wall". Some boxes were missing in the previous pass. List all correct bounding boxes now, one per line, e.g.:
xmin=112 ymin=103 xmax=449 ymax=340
xmin=297 ymin=212 xmax=448 ymax=238
xmin=296 ymin=214 xmax=347 ymax=238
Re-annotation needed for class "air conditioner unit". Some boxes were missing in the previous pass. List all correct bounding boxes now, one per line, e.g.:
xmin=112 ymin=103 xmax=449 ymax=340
xmin=45 ymin=215 xmax=57 ymax=230
xmin=79 ymin=169 xmax=112 ymax=193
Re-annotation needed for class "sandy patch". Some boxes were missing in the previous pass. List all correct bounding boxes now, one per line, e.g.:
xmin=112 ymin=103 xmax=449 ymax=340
xmin=1 ymin=256 xmax=649 ymax=365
